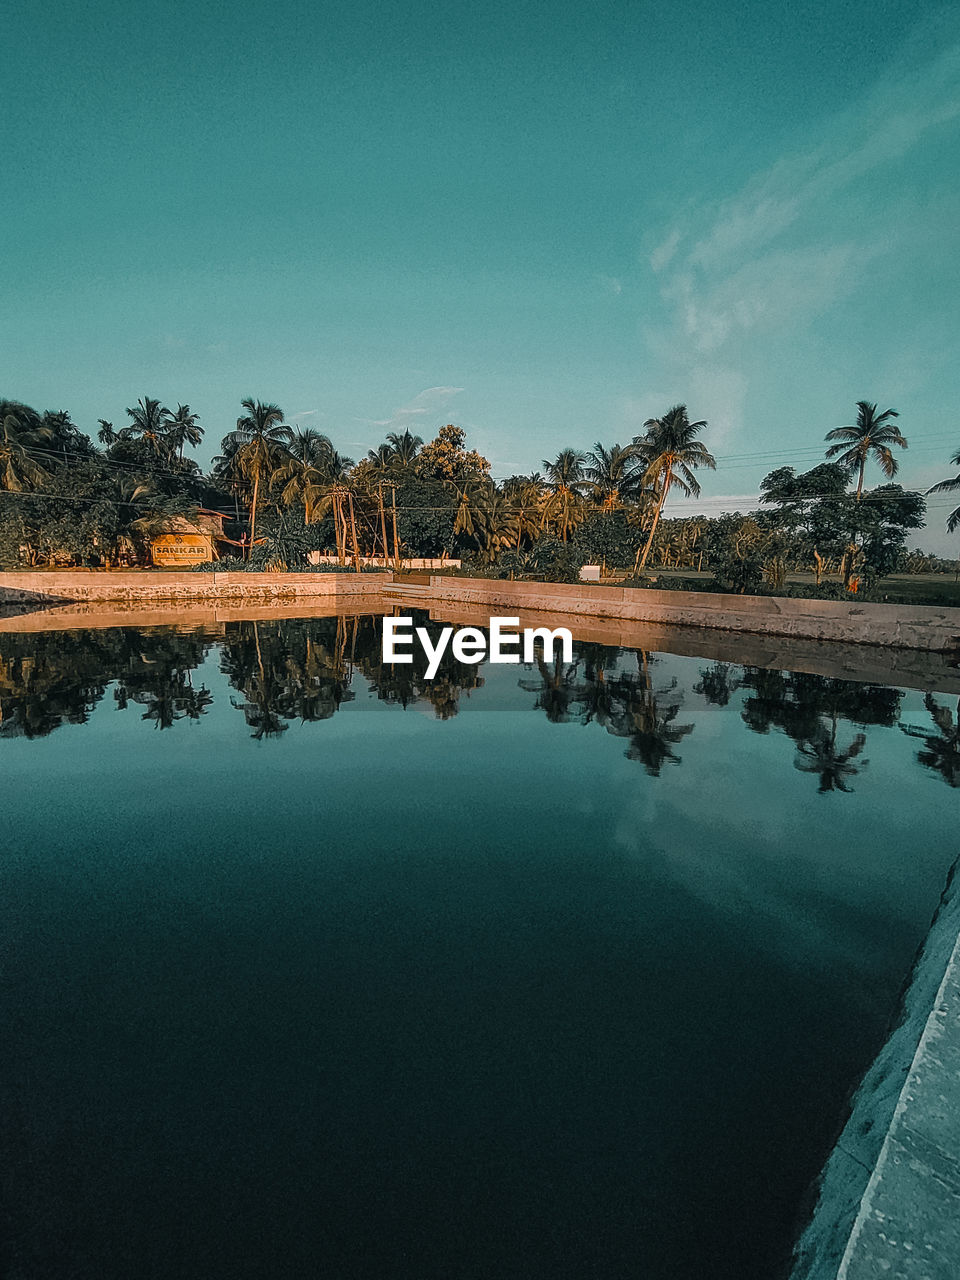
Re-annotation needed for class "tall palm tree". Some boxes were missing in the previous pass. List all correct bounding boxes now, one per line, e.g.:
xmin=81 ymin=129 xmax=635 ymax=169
xmin=541 ymin=449 xmax=588 ymax=542
xmin=824 ymin=401 xmax=907 ymax=500
xmin=927 ymin=448 xmax=960 ymax=532
xmin=124 ymin=397 xmax=172 ymax=458
xmin=166 ymin=404 xmax=204 ymax=459
xmin=583 ymin=441 xmax=643 ymax=508
xmin=0 ymin=411 xmax=51 ymax=491
xmin=220 ymin=399 xmax=294 ymax=557
xmin=634 ymin=405 xmax=715 ymax=571
xmin=97 ymin=419 xmax=118 ymax=447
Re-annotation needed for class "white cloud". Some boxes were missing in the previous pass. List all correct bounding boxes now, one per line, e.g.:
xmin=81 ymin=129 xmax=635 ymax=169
xmin=639 ymin=19 xmax=960 ymax=452
xmin=358 ymin=385 xmax=465 ymax=431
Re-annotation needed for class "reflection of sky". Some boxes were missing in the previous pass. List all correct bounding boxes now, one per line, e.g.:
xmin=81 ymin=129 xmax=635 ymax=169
xmin=2 ymin=629 xmax=958 ymax=1278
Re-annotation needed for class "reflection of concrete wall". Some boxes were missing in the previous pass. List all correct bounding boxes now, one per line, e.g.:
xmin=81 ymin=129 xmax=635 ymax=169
xmin=419 ymin=577 xmax=960 ymax=653
xmin=0 ymin=571 xmax=392 ymax=605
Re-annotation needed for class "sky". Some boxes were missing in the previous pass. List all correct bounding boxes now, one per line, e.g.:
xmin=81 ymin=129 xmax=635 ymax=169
xmin=4 ymin=0 xmax=960 ymax=550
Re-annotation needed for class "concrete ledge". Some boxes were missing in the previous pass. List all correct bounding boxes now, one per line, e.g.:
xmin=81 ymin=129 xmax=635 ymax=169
xmin=421 ymin=577 xmax=960 ymax=653
xmin=0 ymin=570 xmax=393 ymax=604
xmin=792 ymin=867 xmax=960 ymax=1279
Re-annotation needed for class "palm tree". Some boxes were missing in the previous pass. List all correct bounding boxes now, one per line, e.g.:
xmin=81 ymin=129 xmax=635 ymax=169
xmin=166 ymin=404 xmax=204 ymax=459
xmin=273 ymin=431 xmax=339 ymax=524
xmin=0 ymin=410 xmax=51 ymax=491
xmin=97 ymin=419 xmax=118 ymax=447
xmin=124 ymin=397 xmax=172 ymax=458
xmin=824 ymin=401 xmax=907 ymax=500
xmin=220 ymin=399 xmax=294 ymax=557
xmin=634 ymin=405 xmax=715 ymax=572
xmin=583 ymin=442 xmax=643 ymax=508
xmin=541 ymin=449 xmax=588 ymax=542
xmin=385 ymin=430 xmax=423 ymax=468
xmin=927 ymin=448 xmax=960 ymax=532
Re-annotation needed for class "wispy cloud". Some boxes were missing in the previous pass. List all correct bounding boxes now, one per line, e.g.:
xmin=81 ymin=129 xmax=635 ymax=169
xmin=644 ymin=17 xmax=960 ymax=444
xmin=358 ymin=385 xmax=465 ymax=431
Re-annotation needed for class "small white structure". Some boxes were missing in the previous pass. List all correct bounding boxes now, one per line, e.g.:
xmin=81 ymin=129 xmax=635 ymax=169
xmin=579 ymin=564 xmax=601 ymax=581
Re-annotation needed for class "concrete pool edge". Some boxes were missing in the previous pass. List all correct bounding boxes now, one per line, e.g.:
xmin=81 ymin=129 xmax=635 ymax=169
xmin=790 ymin=865 xmax=960 ymax=1279
xmin=411 ymin=576 xmax=960 ymax=654
xmin=3 ymin=571 xmax=960 ymax=654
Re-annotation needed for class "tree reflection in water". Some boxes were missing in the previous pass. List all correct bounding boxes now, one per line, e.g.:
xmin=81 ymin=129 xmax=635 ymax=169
xmin=520 ymin=647 xmax=695 ymax=775
xmin=0 ymin=616 xmax=946 ymax=799
xmin=738 ymin=669 xmax=904 ymax=795
xmin=901 ymin=695 xmax=960 ymax=788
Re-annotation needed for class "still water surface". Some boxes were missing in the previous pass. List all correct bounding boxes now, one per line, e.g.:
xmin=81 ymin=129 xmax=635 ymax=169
xmin=1 ymin=613 xmax=958 ymax=1279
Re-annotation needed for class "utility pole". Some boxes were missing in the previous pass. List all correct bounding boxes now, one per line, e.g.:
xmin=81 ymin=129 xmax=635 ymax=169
xmin=389 ymin=484 xmax=401 ymax=571
xmin=377 ymin=483 xmax=389 ymax=567
xmin=346 ymin=489 xmax=362 ymax=572
xmin=332 ymin=489 xmax=346 ymax=565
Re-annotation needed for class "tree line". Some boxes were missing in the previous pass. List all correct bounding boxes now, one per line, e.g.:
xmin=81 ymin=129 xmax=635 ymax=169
xmin=1 ymin=393 xmax=956 ymax=590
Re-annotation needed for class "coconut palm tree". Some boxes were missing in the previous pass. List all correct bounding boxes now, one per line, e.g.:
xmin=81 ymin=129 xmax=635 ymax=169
xmin=824 ymin=402 xmax=907 ymax=500
xmin=166 ymin=404 xmax=204 ymax=459
xmin=583 ymin=442 xmax=643 ymax=508
xmin=927 ymin=448 xmax=960 ymax=532
xmin=273 ymin=432 xmax=337 ymax=524
xmin=124 ymin=397 xmax=172 ymax=458
xmin=97 ymin=419 xmax=118 ymax=447
xmin=385 ymin=430 xmax=423 ymax=468
xmin=634 ymin=406 xmax=715 ymax=572
xmin=541 ymin=449 xmax=588 ymax=542
xmin=220 ymin=399 xmax=294 ymax=557
xmin=0 ymin=410 xmax=51 ymax=491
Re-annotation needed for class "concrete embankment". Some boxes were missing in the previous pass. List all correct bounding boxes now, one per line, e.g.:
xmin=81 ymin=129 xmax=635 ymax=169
xmin=0 ymin=570 xmax=392 ymax=605
xmin=791 ymin=869 xmax=960 ymax=1279
xmin=417 ymin=576 xmax=960 ymax=653
xmin=420 ymin=600 xmax=960 ymax=695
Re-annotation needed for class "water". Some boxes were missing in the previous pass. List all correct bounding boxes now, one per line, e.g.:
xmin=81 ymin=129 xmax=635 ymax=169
xmin=1 ymin=612 xmax=957 ymax=1279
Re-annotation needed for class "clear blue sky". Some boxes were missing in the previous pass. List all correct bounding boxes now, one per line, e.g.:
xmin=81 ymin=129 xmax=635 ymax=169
xmin=4 ymin=0 xmax=960 ymax=548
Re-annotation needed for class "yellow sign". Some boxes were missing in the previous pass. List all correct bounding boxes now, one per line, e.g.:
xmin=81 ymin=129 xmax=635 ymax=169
xmin=151 ymin=534 xmax=211 ymax=567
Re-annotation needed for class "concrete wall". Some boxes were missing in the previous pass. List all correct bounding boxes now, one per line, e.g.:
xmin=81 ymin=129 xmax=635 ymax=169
xmin=308 ymin=555 xmax=461 ymax=569
xmin=422 ymin=576 xmax=960 ymax=653
xmin=0 ymin=570 xmax=393 ymax=605
xmin=791 ymin=866 xmax=960 ymax=1279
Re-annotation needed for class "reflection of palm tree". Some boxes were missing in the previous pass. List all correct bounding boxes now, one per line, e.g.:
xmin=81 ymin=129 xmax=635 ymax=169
xmin=694 ymin=662 xmax=740 ymax=707
xmin=519 ymin=655 xmax=584 ymax=723
xmin=615 ymin=652 xmax=694 ymax=776
xmin=794 ymin=716 xmax=868 ymax=792
xmin=901 ymin=696 xmax=960 ymax=787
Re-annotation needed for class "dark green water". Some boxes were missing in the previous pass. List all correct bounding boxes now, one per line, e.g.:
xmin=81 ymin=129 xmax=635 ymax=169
xmin=1 ymin=613 xmax=957 ymax=1279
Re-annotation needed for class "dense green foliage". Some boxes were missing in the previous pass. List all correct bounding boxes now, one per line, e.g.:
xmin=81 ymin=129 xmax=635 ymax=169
xmin=0 ymin=393 xmax=952 ymax=592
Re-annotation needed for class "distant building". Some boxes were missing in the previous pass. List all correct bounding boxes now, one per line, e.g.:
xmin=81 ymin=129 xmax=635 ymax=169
xmin=144 ymin=512 xmax=228 ymax=567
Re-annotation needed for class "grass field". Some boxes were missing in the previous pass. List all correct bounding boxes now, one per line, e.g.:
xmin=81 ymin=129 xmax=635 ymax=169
xmin=634 ymin=568 xmax=960 ymax=607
